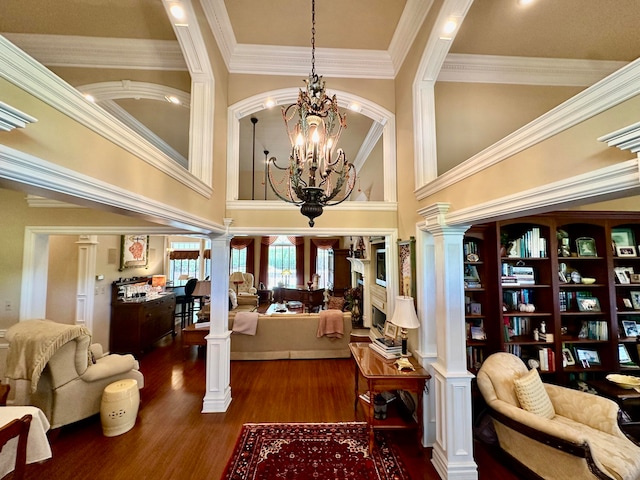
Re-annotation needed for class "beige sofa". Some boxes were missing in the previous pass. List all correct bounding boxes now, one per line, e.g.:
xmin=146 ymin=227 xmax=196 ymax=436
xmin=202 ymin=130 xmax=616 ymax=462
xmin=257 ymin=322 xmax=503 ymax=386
xmin=196 ymin=304 xmax=352 ymax=360
xmin=477 ymin=352 xmax=640 ymax=480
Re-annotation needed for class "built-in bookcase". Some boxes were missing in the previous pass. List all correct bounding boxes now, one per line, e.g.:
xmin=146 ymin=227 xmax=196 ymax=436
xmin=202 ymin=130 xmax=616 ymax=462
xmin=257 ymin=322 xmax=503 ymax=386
xmin=464 ymin=212 xmax=640 ymax=385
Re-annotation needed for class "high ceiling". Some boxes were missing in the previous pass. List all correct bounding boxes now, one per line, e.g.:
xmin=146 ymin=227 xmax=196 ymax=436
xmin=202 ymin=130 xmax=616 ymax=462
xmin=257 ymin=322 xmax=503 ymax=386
xmin=1 ymin=0 xmax=639 ymax=200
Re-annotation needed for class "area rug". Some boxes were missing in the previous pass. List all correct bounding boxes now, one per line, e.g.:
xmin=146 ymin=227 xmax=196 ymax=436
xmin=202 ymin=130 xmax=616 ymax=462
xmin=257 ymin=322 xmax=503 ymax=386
xmin=222 ymin=422 xmax=411 ymax=480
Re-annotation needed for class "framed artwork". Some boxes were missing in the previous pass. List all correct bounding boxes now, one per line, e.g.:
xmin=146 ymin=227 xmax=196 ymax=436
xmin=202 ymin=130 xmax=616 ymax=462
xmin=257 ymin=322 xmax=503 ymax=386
xmin=612 ymin=228 xmax=635 ymax=247
xmin=575 ymin=348 xmax=601 ymax=367
xmin=562 ymin=348 xmax=575 ymax=366
xmin=614 ymin=267 xmax=632 ymax=284
xmin=576 ymin=237 xmax=597 ymax=257
xmin=383 ymin=321 xmax=398 ymax=340
xmin=631 ymin=291 xmax=640 ymax=310
xmin=616 ymin=245 xmax=637 ymax=257
xmin=398 ymin=237 xmax=416 ymax=302
xmin=119 ymin=235 xmax=149 ymax=271
xmin=622 ymin=320 xmax=639 ymax=337
xmin=577 ymin=297 xmax=601 ymax=312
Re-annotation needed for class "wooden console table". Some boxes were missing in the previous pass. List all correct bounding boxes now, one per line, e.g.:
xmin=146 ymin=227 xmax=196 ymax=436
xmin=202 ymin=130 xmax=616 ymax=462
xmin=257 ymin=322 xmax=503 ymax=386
xmin=349 ymin=343 xmax=430 ymax=452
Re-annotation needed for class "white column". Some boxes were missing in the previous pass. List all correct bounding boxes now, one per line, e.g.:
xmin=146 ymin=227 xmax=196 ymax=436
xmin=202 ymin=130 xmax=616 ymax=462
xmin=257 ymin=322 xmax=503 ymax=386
xmin=75 ymin=235 xmax=98 ymax=330
xmin=420 ymin=203 xmax=477 ymax=480
xmin=202 ymin=235 xmax=232 ymax=413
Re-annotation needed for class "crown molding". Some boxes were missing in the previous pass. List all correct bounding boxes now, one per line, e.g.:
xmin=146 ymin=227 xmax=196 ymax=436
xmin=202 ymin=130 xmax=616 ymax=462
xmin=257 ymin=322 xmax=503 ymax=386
xmin=598 ymin=121 xmax=640 ymax=154
xmin=0 ymin=100 xmax=37 ymax=131
xmin=26 ymin=195 xmax=85 ymax=208
xmin=0 ymin=144 xmax=220 ymax=234
xmin=353 ymin=122 xmax=385 ymax=172
xmin=225 ymin=200 xmax=397 ymax=212
xmin=417 ymin=57 xmax=640 ymax=200
xmin=388 ymin=0 xmax=434 ymax=73
xmin=1 ymin=33 xmax=187 ymax=71
xmin=78 ymin=80 xmax=190 ymax=106
xmin=444 ymin=159 xmax=640 ymax=226
xmin=0 ymin=36 xmax=208 ymax=196
xmin=439 ymin=54 xmax=628 ymax=86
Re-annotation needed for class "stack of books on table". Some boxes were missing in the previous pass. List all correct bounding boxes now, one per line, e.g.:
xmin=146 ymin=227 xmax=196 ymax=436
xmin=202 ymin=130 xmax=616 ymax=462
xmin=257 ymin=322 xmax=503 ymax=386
xmin=369 ymin=337 xmax=403 ymax=359
xmin=359 ymin=390 xmax=396 ymax=404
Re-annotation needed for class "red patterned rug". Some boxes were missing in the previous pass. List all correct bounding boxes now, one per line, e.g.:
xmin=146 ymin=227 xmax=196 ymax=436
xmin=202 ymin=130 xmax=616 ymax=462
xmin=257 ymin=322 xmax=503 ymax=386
xmin=222 ymin=422 xmax=412 ymax=480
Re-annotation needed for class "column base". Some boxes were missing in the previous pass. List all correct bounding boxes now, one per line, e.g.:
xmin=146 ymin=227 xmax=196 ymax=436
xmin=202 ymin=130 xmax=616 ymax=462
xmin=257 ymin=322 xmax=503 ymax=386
xmin=202 ymin=331 xmax=232 ymax=413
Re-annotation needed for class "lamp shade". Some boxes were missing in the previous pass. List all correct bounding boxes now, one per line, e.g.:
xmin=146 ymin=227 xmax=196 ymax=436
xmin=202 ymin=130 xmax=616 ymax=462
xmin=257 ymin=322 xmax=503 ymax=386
xmin=230 ymin=272 xmax=245 ymax=284
xmin=389 ymin=296 xmax=420 ymax=330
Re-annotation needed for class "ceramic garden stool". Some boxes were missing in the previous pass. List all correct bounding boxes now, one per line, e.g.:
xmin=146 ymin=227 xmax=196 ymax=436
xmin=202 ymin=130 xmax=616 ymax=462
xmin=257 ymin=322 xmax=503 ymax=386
xmin=100 ymin=379 xmax=140 ymax=437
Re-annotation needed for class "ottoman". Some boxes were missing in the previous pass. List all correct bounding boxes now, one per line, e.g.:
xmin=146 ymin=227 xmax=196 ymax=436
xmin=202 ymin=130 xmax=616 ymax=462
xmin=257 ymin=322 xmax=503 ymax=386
xmin=100 ymin=379 xmax=140 ymax=437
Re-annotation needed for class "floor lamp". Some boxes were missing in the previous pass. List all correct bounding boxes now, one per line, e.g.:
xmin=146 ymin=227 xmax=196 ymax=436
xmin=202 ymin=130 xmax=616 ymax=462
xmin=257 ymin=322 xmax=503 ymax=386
xmin=389 ymin=296 xmax=420 ymax=357
xmin=230 ymin=272 xmax=245 ymax=295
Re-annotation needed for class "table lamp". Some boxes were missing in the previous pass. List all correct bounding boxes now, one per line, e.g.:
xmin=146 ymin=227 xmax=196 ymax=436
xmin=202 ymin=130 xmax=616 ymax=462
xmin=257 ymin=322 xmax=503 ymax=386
xmin=230 ymin=272 xmax=245 ymax=294
xmin=389 ymin=296 xmax=420 ymax=357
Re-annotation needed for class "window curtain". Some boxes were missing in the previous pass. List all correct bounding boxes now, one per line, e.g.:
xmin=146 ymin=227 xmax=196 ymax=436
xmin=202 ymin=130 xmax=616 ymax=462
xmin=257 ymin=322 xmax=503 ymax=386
xmin=258 ymin=236 xmax=279 ymax=288
xmin=169 ymin=250 xmax=199 ymax=260
xmin=230 ymin=237 xmax=255 ymax=275
xmin=310 ymin=238 xmax=338 ymax=277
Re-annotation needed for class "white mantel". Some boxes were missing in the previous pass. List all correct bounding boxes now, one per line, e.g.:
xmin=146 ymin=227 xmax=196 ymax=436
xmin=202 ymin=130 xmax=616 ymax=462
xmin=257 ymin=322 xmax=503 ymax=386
xmin=347 ymin=257 xmax=371 ymax=327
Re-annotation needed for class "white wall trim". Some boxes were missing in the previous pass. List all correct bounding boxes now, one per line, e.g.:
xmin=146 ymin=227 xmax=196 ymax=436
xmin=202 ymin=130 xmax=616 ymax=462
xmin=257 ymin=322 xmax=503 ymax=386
xmin=0 ymin=100 xmax=37 ymax=131
xmin=439 ymin=54 xmax=628 ymax=87
xmin=599 ymin=121 xmax=640 ymax=154
xmin=418 ymin=57 xmax=640 ymax=200
xmin=443 ymin=159 xmax=640 ymax=226
xmin=0 ymin=144 xmax=225 ymax=235
xmin=0 ymin=36 xmax=210 ymax=196
xmin=225 ymin=200 xmax=397 ymax=212
xmin=78 ymin=81 xmax=191 ymax=106
xmin=226 ymin=89 xmax=397 ymax=204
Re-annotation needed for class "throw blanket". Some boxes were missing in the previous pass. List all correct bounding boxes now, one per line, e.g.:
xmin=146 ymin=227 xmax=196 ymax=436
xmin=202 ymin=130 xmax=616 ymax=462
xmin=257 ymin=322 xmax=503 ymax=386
xmin=317 ymin=309 xmax=344 ymax=339
xmin=5 ymin=319 xmax=91 ymax=392
xmin=233 ymin=312 xmax=259 ymax=335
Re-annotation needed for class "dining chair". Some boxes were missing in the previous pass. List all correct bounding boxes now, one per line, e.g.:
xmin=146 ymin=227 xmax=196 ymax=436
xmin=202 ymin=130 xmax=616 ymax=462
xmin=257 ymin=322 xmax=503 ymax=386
xmin=0 ymin=414 xmax=32 ymax=480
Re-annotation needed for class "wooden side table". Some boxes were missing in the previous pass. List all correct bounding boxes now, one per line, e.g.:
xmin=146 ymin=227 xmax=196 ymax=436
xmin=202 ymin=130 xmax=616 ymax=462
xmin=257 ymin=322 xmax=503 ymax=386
xmin=349 ymin=343 xmax=430 ymax=452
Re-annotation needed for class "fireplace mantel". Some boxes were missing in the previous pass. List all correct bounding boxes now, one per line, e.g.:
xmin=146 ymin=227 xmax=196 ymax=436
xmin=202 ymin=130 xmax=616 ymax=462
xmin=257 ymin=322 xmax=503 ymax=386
xmin=347 ymin=257 xmax=369 ymax=274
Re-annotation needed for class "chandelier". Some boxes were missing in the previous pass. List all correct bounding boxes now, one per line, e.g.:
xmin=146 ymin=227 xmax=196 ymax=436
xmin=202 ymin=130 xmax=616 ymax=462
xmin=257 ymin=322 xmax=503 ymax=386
xmin=267 ymin=0 xmax=356 ymax=227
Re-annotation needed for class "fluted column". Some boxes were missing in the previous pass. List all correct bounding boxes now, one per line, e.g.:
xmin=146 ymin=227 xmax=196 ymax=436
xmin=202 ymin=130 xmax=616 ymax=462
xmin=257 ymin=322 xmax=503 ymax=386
xmin=420 ymin=203 xmax=477 ymax=480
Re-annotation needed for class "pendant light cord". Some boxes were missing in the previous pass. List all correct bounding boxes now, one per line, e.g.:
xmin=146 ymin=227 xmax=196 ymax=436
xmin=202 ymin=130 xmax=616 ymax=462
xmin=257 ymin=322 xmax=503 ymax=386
xmin=311 ymin=0 xmax=316 ymax=78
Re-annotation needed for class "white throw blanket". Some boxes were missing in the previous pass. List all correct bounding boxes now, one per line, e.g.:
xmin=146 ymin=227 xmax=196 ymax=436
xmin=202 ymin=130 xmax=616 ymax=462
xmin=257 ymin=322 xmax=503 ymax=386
xmin=5 ymin=319 xmax=91 ymax=392
xmin=232 ymin=312 xmax=259 ymax=335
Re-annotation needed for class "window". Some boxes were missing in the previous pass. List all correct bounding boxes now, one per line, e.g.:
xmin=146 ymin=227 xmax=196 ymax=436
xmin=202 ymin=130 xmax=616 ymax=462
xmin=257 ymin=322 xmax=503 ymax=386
xmin=316 ymin=248 xmax=334 ymax=289
xmin=169 ymin=242 xmax=200 ymax=285
xmin=230 ymin=247 xmax=247 ymax=274
xmin=268 ymin=236 xmax=296 ymax=289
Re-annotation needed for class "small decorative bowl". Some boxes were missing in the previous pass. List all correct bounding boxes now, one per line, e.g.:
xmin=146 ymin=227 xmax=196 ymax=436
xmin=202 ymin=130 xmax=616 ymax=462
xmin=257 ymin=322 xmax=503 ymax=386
xmin=581 ymin=277 xmax=596 ymax=285
xmin=606 ymin=374 xmax=640 ymax=390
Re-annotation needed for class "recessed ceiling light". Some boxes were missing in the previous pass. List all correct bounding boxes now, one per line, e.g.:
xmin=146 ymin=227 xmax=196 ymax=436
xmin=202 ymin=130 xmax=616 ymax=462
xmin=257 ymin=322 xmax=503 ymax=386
xmin=517 ymin=0 xmax=535 ymax=5
xmin=265 ymin=99 xmax=275 ymax=108
xmin=170 ymin=4 xmax=185 ymax=20
xmin=349 ymin=103 xmax=361 ymax=112
xmin=165 ymin=95 xmax=181 ymax=105
xmin=84 ymin=94 xmax=95 ymax=103
xmin=443 ymin=20 xmax=457 ymax=35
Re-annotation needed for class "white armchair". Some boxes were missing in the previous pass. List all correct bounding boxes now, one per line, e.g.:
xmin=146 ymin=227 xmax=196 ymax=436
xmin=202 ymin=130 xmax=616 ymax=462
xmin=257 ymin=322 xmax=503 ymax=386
xmin=229 ymin=272 xmax=259 ymax=306
xmin=5 ymin=320 xmax=143 ymax=429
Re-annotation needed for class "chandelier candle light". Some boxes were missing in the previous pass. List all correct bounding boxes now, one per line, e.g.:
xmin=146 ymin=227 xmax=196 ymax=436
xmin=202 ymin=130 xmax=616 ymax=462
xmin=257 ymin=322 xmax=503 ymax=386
xmin=389 ymin=296 xmax=420 ymax=357
xmin=267 ymin=0 xmax=356 ymax=227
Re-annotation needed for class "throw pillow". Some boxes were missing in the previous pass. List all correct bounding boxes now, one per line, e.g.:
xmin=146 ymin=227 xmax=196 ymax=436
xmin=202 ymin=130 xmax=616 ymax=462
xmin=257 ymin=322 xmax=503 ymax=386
xmin=328 ymin=296 xmax=345 ymax=311
xmin=514 ymin=368 xmax=555 ymax=419
xmin=229 ymin=289 xmax=238 ymax=310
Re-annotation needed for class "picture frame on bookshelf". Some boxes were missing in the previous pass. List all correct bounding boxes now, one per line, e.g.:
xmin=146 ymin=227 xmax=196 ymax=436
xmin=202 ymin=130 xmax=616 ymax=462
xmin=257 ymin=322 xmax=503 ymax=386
xmin=623 ymin=298 xmax=634 ymax=309
xmin=631 ymin=274 xmax=640 ymax=284
xmin=562 ymin=348 xmax=575 ymax=366
xmin=464 ymin=264 xmax=480 ymax=282
xmin=470 ymin=326 xmax=486 ymax=340
xmin=470 ymin=302 xmax=482 ymax=315
xmin=622 ymin=320 xmax=639 ymax=337
xmin=631 ymin=291 xmax=640 ymax=310
xmin=616 ymin=245 xmax=637 ymax=257
xmin=575 ymin=348 xmax=601 ymax=367
xmin=615 ymin=267 xmax=632 ymax=284
xmin=612 ymin=228 xmax=635 ymax=247
xmin=576 ymin=237 xmax=597 ymax=257
xmin=577 ymin=297 xmax=601 ymax=312
xmin=383 ymin=321 xmax=398 ymax=340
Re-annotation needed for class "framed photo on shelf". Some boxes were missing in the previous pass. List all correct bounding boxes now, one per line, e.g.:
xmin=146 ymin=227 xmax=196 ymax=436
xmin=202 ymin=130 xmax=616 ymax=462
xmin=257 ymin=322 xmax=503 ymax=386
xmin=562 ymin=348 xmax=575 ymax=366
xmin=470 ymin=302 xmax=482 ymax=315
xmin=576 ymin=237 xmax=597 ymax=257
xmin=631 ymin=291 xmax=640 ymax=310
xmin=623 ymin=298 xmax=634 ymax=309
xmin=575 ymin=348 xmax=601 ymax=367
xmin=622 ymin=320 xmax=639 ymax=337
xmin=615 ymin=267 xmax=632 ymax=284
xmin=616 ymin=245 xmax=637 ymax=257
xmin=119 ymin=234 xmax=149 ymax=271
xmin=612 ymin=228 xmax=635 ymax=247
xmin=577 ymin=297 xmax=601 ymax=312
xmin=383 ymin=321 xmax=398 ymax=340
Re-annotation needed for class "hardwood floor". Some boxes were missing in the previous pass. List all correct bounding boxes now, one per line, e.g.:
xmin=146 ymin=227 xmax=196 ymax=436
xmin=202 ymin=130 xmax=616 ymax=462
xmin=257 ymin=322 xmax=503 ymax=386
xmin=23 ymin=332 xmax=518 ymax=479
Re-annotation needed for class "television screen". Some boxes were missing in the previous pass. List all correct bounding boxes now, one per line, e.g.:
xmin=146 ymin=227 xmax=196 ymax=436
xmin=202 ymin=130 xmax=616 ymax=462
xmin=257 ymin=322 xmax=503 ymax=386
xmin=375 ymin=248 xmax=386 ymax=287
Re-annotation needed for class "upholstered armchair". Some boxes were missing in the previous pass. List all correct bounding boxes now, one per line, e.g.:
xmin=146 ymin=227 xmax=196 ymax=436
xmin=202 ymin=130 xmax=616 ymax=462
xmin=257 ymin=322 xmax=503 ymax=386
xmin=229 ymin=272 xmax=259 ymax=306
xmin=5 ymin=320 xmax=143 ymax=429
xmin=477 ymin=352 xmax=640 ymax=480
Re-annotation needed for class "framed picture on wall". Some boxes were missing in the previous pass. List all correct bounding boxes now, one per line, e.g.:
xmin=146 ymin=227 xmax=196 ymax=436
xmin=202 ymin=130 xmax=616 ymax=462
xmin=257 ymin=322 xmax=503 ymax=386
xmin=119 ymin=235 xmax=149 ymax=271
xmin=398 ymin=237 xmax=416 ymax=304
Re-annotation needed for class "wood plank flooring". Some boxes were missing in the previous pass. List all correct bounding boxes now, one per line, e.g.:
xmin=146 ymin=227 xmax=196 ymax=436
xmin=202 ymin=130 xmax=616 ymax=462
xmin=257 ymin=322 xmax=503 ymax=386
xmin=23 ymin=332 xmax=518 ymax=479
